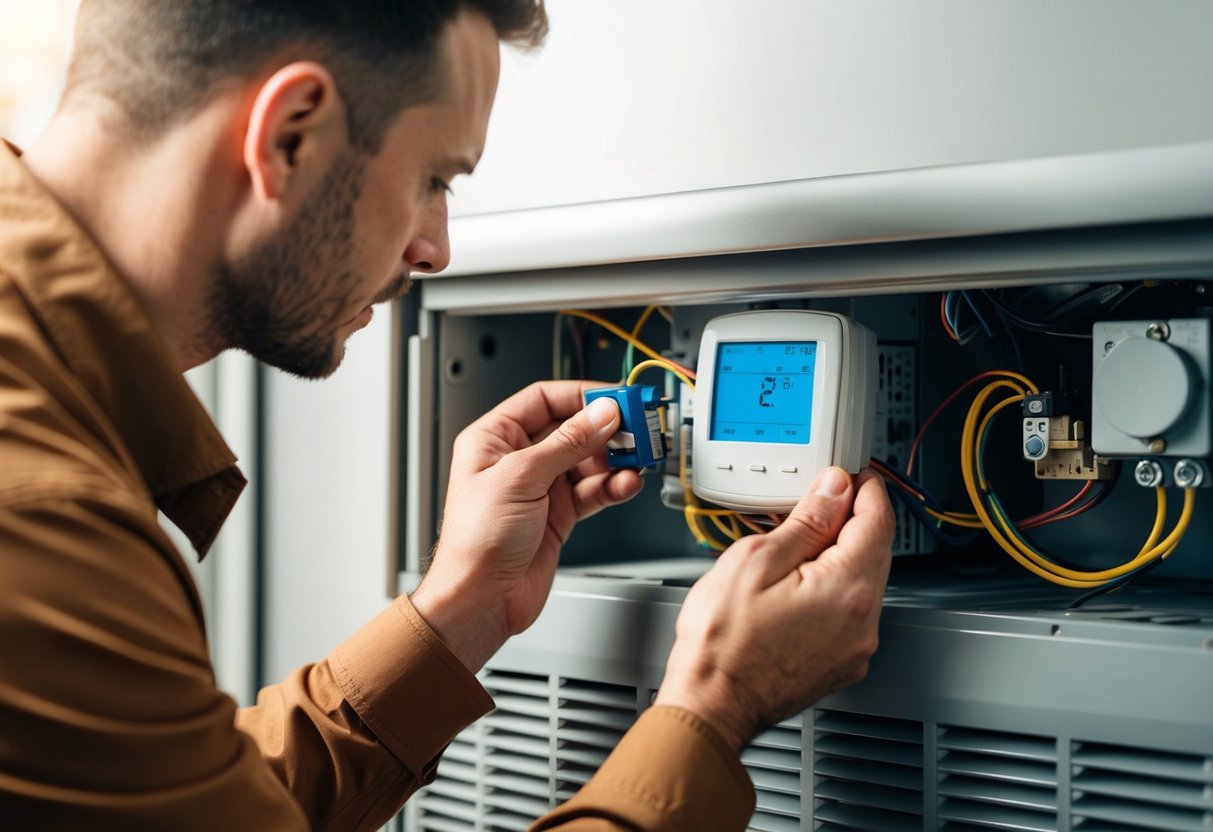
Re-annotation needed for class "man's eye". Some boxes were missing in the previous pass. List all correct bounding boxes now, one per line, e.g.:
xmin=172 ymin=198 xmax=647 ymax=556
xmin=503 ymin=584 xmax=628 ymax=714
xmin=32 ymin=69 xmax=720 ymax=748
xmin=431 ymin=177 xmax=453 ymax=196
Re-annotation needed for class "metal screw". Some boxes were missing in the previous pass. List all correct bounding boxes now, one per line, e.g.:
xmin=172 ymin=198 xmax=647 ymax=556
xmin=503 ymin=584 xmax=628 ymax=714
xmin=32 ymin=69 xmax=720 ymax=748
xmin=1173 ymin=459 xmax=1204 ymax=489
xmin=1148 ymin=437 xmax=1167 ymax=454
xmin=1103 ymin=341 xmax=1116 ymax=355
xmin=1135 ymin=459 xmax=1165 ymax=488
xmin=1146 ymin=321 xmax=1170 ymax=342
xmin=1027 ymin=400 xmax=1044 ymax=414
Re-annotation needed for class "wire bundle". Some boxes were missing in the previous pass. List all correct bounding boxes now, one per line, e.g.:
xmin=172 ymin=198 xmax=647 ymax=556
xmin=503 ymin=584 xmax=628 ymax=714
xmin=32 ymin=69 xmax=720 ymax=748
xmin=958 ymin=372 xmax=1195 ymax=591
xmin=560 ymin=307 xmax=778 ymax=552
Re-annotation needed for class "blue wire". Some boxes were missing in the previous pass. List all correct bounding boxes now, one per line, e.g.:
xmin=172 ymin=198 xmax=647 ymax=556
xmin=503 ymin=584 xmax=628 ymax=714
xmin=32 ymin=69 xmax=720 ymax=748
xmin=960 ymin=290 xmax=996 ymax=338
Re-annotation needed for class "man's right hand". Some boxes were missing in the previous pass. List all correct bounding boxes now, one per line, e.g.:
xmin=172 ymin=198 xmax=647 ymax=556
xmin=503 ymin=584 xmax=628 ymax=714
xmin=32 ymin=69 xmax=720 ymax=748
xmin=654 ymin=466 xmax=894 ymax=753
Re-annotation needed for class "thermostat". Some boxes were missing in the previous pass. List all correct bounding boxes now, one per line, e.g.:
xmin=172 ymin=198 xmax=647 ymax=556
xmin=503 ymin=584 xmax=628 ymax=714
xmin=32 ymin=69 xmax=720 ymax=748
xmin=691 ymin=310 xmax=877 ymax=512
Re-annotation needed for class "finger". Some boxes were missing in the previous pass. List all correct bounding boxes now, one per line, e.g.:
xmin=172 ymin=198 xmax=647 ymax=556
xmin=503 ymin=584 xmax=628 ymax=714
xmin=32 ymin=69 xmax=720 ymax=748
xmin=813 ymin=469 xmax=896 ymax=584
xmin=483 ymin=380 xmax=620 ymax=441
xmin=763 ymin=466 xmax=856 ymax=574
xmin=511 ymin=396 xmax=622 ymax=488
xmin=571 ymin=468 xmax=645 ymax=520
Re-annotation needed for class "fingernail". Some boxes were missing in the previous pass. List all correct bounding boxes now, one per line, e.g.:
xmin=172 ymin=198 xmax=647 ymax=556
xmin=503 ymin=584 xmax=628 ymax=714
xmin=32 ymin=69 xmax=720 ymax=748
xmin=814 ymin=466 xmax=848 ymax=497
xmin=587 ymin=397 xmax=620 ymax=431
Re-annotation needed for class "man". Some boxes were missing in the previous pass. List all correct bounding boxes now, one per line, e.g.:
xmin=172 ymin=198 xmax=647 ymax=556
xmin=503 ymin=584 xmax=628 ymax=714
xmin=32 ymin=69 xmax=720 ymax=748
xmin=0 ymin=0 xmax=894 ymax=829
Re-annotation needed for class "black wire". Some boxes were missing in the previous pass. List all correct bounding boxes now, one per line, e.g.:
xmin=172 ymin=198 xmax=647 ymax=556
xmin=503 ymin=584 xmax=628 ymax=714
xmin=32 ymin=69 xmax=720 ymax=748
xmin=979 ymin=289 xmax=1096 ymax=337
xmin=1067 ymin=554 xmax=1168 ymax=609
xmin=885 ymin=479 xmax=982 ymax=547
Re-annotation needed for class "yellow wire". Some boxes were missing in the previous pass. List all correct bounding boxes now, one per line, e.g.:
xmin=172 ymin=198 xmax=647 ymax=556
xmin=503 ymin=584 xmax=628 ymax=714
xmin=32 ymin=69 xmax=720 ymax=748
xmin=562 ymin=309 xmax=696 ymax=377
xmin=630 ymin=305 xmax=661 ymax=342
xmin=961 ymin=379 xmax=1196 ymax=586
xmin=626 ymin=359 xmax=696 ymax=390
xmin=708 ymin=512 xmax=741 ymax=541
xmin=924 ymin=507 xmax=985 ymax=529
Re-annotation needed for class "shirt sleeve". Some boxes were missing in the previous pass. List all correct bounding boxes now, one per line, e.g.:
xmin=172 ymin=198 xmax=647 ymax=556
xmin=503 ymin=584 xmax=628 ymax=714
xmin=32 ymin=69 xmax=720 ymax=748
xmin=0 ymin=485 xmax=492 ymax=831
xmin=237 ymin=593 xmax=495 ymax=830
xmin=530 ymin=706 xmax=756 ymax=832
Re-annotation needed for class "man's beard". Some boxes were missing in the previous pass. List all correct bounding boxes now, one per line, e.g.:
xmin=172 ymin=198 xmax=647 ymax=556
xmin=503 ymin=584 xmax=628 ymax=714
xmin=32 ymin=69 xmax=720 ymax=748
xmin=209 ymin=152 xmax=369 ymax=379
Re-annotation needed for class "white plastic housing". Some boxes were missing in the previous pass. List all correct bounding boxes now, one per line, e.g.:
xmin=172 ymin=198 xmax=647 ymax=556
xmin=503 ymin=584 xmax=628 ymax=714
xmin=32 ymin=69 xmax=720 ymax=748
xmin=691 ymin=310 xmax=877 ymax=513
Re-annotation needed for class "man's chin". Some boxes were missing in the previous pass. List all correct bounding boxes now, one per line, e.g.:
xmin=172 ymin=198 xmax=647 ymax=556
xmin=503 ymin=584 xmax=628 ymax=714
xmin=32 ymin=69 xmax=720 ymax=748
xmin=253 ymin=339 xmax=343 ymax=381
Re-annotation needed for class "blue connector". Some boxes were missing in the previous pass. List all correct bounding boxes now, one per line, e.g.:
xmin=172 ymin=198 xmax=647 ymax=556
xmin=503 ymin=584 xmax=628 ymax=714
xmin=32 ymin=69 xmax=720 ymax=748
xmin=583 ymin=384 xmax=665 ymax=469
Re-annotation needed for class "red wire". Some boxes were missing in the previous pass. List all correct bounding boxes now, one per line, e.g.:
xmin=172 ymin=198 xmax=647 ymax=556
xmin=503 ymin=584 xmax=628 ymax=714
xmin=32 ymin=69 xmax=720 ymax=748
xmin=1018 ymin=481 xmax=1094 ymax=529
xmin=905 ymin=370 xmax=1019 ymax=478
xmin=940 ymin=295 xmax=959 ymax=342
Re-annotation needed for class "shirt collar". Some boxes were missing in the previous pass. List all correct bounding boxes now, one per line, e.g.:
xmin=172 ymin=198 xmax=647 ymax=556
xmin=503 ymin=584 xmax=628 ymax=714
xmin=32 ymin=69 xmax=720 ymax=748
xmin=0 ymin=141 xmax=245 ymax=558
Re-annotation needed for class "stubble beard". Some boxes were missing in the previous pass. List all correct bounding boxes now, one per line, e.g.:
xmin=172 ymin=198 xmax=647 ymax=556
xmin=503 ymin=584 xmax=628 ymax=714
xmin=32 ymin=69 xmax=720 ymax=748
xmin=208 ymin=151 xmax=369 ymax=380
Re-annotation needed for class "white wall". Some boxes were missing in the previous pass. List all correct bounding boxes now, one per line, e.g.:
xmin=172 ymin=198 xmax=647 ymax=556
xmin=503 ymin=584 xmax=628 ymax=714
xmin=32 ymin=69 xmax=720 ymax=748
xmin=450 ymin=0 xmax=1213 ymax=222
xmin=262 ymin=309 xmax=396 ymax=681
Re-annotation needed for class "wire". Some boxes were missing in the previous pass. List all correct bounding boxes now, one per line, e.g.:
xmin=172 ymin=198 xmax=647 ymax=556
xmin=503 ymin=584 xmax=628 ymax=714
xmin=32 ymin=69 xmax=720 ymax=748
xmin=960 ymin=291 xmax=995 ymax=339
xmin=561 ymin=309 xmax=696 ymax=379
xmin=1018 ymin=481 xmax=1093 ymax=529
xmin=626 ymin=359 xmax=696 ymax=390
xmin=940 ymin=295 xmax=959 ymax=342
xmin=960 ymin=377 xmax=1196 ymax=587
xmin=906 ymin=370 xmax=1039 ymax=478
xmin=622 ymin=306 xmax=670 ymax=378
xmin=869 ymin=458 xmax=981 ymax=530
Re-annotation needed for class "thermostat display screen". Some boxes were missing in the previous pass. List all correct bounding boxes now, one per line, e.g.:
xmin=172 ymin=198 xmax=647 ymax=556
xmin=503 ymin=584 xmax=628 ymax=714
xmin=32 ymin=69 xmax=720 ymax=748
xmin=710 ymin=341 xmax=817 ymax=444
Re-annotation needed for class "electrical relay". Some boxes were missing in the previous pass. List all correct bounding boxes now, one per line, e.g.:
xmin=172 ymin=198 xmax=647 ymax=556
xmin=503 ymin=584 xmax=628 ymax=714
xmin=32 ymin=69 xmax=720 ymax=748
xmin=583 ymin=384 xmax=665 ymax=469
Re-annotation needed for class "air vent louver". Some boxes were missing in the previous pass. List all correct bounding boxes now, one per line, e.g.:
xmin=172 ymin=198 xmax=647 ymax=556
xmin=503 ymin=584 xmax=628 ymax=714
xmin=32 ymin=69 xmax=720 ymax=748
xmin=482 ymin=671 xmax=553 ymax=831
xmin=937 ymin=727 xmax=1057 ymax=832
xmin=1072 ymin=741 xmax=1213 ymax=832
xmin=742 ymin=715 xmax=803 ymax=832
xmin=813 ymin=709 xmax=924 ymax=831
xmin=554 ymin=679 xmax=637 ymax=803
xmin=416 ymin=726 xmax=480 ymax=831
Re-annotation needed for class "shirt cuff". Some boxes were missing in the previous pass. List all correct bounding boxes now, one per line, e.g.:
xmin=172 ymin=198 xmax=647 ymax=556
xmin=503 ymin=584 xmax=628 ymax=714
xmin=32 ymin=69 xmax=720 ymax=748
xmin=328 ymin=595 xmax=494 ymax=781
xmin=534 ymin=705 xmax=756 ymax=832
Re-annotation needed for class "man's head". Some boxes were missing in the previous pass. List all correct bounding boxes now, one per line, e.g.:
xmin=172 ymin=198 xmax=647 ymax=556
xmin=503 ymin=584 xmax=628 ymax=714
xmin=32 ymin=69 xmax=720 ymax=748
xmin=61 ymin=0 xmax=546 ymax=377
xmin=66 ymin=0 xmax=546 ymax=153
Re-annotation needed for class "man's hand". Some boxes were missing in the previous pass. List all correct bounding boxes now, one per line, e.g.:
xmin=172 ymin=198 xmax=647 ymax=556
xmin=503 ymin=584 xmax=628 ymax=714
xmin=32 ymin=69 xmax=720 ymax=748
xmin=411 ymin=380 xmax=645 ymax=673
xmin=654 ymin=466 xmax=894 ymax=753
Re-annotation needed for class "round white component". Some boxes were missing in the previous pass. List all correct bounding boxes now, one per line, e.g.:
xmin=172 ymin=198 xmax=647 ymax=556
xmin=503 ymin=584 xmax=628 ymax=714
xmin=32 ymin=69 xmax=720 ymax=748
xmin=1094 ymin=337 xmax=1192 ymax=439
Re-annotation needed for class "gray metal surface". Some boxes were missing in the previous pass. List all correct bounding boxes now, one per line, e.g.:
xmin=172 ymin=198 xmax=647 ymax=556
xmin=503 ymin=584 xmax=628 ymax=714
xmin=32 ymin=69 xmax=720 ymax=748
xmin=441 ymin=143 xmax=1213 ymax=280
xmin=406 ymin=569 xmax=1213 ymax=831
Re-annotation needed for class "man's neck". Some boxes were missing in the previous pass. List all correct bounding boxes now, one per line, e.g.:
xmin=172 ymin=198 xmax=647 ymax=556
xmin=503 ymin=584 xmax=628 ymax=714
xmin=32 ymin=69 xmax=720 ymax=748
xmin=21 ymin=102 xmax=234 ymax=371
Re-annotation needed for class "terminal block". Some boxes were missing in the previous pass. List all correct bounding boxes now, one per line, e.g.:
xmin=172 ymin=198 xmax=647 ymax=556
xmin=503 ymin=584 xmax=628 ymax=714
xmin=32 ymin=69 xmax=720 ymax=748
xmin=1024 ymin=413 xmax=1112 ymax=481
xmin=584 ymin=384 xmax=665 ymax=469
xmin=1022 ymin=394 xmax=1110 ymax=480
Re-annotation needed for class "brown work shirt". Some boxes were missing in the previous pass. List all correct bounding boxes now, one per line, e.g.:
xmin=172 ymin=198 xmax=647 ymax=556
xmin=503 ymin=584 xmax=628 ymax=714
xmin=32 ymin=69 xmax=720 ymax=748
xmin=0 ymin=142 xmax=754 ymax=830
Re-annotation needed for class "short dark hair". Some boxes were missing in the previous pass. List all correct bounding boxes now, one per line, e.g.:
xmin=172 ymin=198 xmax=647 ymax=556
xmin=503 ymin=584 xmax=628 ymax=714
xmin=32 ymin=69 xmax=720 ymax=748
xmin=66 ymin=0 xmax=547 ymax=152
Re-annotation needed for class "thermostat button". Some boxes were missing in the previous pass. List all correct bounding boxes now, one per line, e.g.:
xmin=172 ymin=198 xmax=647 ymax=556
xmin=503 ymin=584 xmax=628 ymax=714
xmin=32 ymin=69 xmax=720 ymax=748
xmin=780 ymin=466 xmax=799 ymax=473
xmin=715 ymin=462 xmax=733 ymax=471
xmin=749 ymin=464 xmax=767 ymax=473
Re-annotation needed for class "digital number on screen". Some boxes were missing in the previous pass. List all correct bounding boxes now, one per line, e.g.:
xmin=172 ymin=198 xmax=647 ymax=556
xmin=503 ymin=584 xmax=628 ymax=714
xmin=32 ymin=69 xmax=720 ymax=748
xmin=709 ymin=342 xmax=817 ymax=444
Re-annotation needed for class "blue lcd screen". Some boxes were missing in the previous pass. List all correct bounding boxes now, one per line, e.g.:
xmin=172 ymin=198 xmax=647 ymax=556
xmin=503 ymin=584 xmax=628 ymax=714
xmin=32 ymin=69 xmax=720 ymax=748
xmin=710 ymin=342 xmax=817 ymax=444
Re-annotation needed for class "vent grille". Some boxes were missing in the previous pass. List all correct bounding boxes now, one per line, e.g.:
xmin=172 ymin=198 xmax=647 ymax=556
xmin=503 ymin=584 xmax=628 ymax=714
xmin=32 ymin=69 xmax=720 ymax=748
xmin=554 ymin=679 xmax=637 ymax=803
xmin=813 ymin=709 xmax=924 ymax=831
xmin=1071 ymin=741 xmax=1213 ymax=832
xmin=937 ymin=727 xmax=1057 ymax=832
xmin=482 ymin=671 xmax=553 ymax=831
xmin=416 ymin=725 xmax=480 ymax=831
xmin=742 ymin=714 xmax=803 ymax=832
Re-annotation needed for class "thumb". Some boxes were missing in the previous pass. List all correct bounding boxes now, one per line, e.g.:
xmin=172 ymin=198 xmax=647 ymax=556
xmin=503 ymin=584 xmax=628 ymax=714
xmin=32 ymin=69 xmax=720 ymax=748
xmin=515 ymin=396 xmax=621 ymax=486
xmin=770 ymin=466 xmax=855 ymax=564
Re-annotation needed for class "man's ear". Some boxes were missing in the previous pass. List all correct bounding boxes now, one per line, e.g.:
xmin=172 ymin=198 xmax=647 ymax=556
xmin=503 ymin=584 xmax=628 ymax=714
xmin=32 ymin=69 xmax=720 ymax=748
xmin=243 ymin=62 xmax=347 ymax=203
